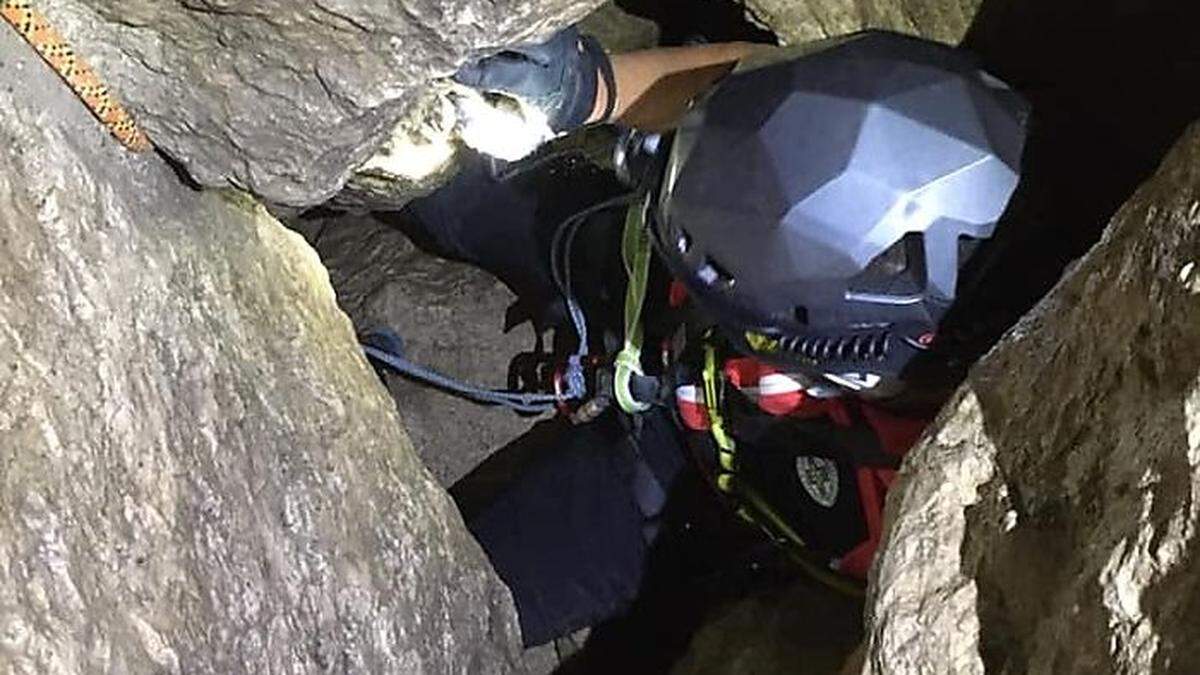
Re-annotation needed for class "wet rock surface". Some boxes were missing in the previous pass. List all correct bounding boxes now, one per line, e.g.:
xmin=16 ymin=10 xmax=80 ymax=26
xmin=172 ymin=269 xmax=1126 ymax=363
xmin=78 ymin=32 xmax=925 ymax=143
xmin=866 ymin=123 xmax=1200 ymax=674
xmin=36 ymin=0 xmax=603 ymax=207
xmin=0 ymin=26 xmax=525 ymax=674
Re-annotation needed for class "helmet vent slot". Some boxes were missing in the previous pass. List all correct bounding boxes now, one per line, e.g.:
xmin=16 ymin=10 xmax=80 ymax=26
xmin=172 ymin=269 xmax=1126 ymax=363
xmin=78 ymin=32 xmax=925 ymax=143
xmin=855 ymin=336 xmax=872 ymax=360
xmin=872 ymin=333 xmax=890 ymax=360
xmin=849 ymin=233 xmax=924 ymax=297
xmin=788 ymin=332 xmax=893 ymax=362
xmin=838 ymin=337 xmax=856 ymax=360
xmin=793 ymin=306 xmax=809 ymax=326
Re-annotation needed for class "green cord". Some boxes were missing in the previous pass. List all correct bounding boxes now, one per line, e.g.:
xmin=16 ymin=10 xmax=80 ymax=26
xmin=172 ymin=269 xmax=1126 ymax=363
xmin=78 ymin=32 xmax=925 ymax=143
xmin=614 ymin=193 xmax=654 ymax=414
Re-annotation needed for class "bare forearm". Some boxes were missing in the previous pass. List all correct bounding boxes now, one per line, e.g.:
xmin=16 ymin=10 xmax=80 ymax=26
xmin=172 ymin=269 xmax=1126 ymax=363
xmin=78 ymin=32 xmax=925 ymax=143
xmin=588 ymin=42 xmax=766 ymax=131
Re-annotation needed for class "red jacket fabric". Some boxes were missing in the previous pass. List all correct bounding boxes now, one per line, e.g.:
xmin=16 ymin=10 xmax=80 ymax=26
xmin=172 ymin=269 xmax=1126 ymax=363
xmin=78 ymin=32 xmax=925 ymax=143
xmin=674 ymin=357 xmax=928 ymax=579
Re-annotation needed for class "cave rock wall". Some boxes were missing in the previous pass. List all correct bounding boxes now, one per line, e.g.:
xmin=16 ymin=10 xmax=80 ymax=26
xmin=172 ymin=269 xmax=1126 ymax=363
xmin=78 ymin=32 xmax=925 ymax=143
xmin=740 ymin=0 xmax=981 ymax=45
xmin=0 ymin=23 xmax=526 ymax=675
xmin=303 ymin=213 xmax=539 ymax=486
xmin=35 ymin=0 xmax=603 ymax=207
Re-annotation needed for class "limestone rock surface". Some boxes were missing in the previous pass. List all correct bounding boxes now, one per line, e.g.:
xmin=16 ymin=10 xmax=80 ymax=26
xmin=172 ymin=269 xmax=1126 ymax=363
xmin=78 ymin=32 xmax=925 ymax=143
xmin=865 ymin=124 xmax=1200 ymax=674
xmin=671 ymin=575 xmax=863 ymax=675
xmin=0 ymin=27 xmax=525 ymax=674
xmin=34 ymin=0 xmax=603 ymax=207
xmin=740 ymin=0 xmax=981 ymax=45
xmin=578 ymin=2 xmax=660 ymax=53
xmin=302 ymin=213 xmax=539 ymax=486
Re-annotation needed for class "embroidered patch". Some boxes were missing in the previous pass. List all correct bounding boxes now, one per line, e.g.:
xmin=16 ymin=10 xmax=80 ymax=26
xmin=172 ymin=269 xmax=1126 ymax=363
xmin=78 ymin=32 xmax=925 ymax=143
xmin=795 ymin=456 xmax=839 ymax=508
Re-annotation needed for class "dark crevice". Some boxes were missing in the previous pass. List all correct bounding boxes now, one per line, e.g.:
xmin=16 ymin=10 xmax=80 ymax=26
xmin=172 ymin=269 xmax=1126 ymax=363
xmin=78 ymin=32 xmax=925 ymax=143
xmin=615 ymin=0 xmax=777 ymax=45
xmin=926 ymin=0 xmax=1200 ymax=400
xmin=155 ymin=147 xmax=204 ymax=192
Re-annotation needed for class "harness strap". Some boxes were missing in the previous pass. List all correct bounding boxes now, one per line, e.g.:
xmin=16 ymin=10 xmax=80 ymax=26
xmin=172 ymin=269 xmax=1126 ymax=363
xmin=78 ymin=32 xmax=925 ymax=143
xmin=697 ymin=338 xmax=865 ymax=598
xmin=702 ymin=343 xmax=737 ymax=454
xmin=735 ymin=480 xmax=866 ymax=598
xmin=362 ymin=333 xmax=568 ymax=414
xmin=613 ymin=193 xmax=654 ymax=414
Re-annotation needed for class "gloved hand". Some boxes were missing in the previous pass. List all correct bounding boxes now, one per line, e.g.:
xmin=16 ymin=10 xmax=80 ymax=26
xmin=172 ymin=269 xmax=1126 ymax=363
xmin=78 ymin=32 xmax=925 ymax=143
xmin=454 ymin=26 xmax=613 ymax=133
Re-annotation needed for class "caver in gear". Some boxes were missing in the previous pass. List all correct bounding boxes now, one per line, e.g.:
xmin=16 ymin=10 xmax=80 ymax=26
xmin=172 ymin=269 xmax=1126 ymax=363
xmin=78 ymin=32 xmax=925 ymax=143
xmin=652 ymin=32 xmax=1029 ymax=397
xmin=379 ymin=29 xmax=1029 ymax=649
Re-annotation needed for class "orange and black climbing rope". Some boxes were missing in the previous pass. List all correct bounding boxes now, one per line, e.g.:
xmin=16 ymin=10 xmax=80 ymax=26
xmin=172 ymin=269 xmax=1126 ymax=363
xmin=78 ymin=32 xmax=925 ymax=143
xmin=1 ymin=0 xmax=150 ymax=151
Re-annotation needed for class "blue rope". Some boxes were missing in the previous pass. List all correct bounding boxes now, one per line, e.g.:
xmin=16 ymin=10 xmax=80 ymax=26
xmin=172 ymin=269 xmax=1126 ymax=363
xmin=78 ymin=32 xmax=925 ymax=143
xmin=362 ymin=344 xmax=561 ymax=414
xmin=362 ymin=193 xmax=633 ymax=415
xmin=549 ymin=193 xmax=635 ymax=399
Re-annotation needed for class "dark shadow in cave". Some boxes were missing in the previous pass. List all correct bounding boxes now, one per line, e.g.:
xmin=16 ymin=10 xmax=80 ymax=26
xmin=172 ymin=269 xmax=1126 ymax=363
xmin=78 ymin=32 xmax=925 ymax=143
xmin=940 ymin=0 xmax=1200 ymax=366
xmin=614 ymin=0 xmax=777 ymax=46
xmin=551 ymin=475 xmax=865 ymax=674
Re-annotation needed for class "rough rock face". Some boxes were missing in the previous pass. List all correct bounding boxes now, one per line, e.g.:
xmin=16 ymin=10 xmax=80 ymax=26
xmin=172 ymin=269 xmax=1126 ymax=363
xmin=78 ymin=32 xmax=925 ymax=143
xmin=865 ymin=124 xmax=1200 ymax=674
xmin=671 ymin=575 xmax=863 ymax=675
xmin=578 ymin=1 xmax=660 ymax=53
xmin=327 ymin=1 xmax=654 ymax=211
xmin=740 ymin=0 xmax=981 ymax=45
xmin=300 ymin=212 xmax=539 ymax=486
xmin=0 ymin=27 xmax=525 ymax=674
xmin=36 ymin=0 xmax=603 ymax=207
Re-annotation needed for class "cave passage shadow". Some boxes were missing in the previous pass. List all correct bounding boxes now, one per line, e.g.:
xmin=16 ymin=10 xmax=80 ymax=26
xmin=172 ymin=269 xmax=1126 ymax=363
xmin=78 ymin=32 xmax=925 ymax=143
xmin=942 ymin=0 xmax=1200 ymax=354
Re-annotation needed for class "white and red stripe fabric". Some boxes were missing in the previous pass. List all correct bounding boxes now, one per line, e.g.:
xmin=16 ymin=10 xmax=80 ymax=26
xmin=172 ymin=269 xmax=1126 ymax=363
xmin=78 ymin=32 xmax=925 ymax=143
xmin=674 ymin=354 xmax=927 ymax=580
xmin=675 ymin=357 xmax=853 ymax=431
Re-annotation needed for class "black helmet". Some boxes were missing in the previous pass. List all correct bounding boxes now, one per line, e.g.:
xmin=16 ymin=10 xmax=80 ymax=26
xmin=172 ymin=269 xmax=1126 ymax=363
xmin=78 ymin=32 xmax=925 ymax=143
xmin=651 ymin=30 xmax=1029 ymax=395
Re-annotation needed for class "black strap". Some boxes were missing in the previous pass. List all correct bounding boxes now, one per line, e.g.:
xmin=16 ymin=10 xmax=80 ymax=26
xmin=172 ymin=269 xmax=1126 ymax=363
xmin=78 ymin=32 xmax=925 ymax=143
xmin=555 ymin=34 xmax=600 ymax=131
xmin=588 ymin=35 xmax=619 ymax=123
xmin=581 ymin=34 xmax=617 ymax=124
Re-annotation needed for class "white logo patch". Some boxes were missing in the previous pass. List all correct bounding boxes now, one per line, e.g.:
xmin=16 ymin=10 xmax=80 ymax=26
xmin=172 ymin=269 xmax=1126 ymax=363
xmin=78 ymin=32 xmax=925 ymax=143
xmin=795 ymin=456 xmax=839 ymax=508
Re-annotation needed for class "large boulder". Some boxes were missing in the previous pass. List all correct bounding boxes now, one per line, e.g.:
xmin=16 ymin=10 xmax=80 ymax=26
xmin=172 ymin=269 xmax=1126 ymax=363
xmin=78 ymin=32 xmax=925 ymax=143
xmin=865 ymin=123 xmax=1200 ymax=674
xmin=739 ymin=0 xmax=981 ymax=45
xmin=36 ymin=0 xmax=603 ymax=207
xmin=0 ymin=25 xmax=526 ymax=674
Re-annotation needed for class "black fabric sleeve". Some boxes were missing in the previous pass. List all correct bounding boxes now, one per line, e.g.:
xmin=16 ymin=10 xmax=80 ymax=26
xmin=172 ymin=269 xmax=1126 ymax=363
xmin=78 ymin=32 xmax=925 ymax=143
xmin=457 ymin=410 xmax=685 ymax=646
xmin=398 ymin=150 xmax=629 ymax=330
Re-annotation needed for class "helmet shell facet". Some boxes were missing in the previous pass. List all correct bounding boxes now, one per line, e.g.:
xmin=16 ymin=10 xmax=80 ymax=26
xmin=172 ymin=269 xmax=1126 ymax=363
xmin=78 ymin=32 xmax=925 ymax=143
xmin=654 ymin=31 xmax=1029 ymax=392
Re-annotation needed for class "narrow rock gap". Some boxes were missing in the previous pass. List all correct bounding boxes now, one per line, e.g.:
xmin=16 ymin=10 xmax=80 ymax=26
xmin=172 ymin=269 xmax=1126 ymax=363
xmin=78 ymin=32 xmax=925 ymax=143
xmin=287 ymin=5 xmax=855 ymax=673
xmin=613 ymin=0 xmax=777 ymax=45
xmin=286 ymin=1 xmax=1200 ymax=673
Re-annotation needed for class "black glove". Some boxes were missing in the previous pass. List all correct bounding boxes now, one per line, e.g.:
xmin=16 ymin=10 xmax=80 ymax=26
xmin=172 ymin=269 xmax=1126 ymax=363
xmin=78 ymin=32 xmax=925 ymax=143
xmin=454 ymin=26 xmax=614 ymax=132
